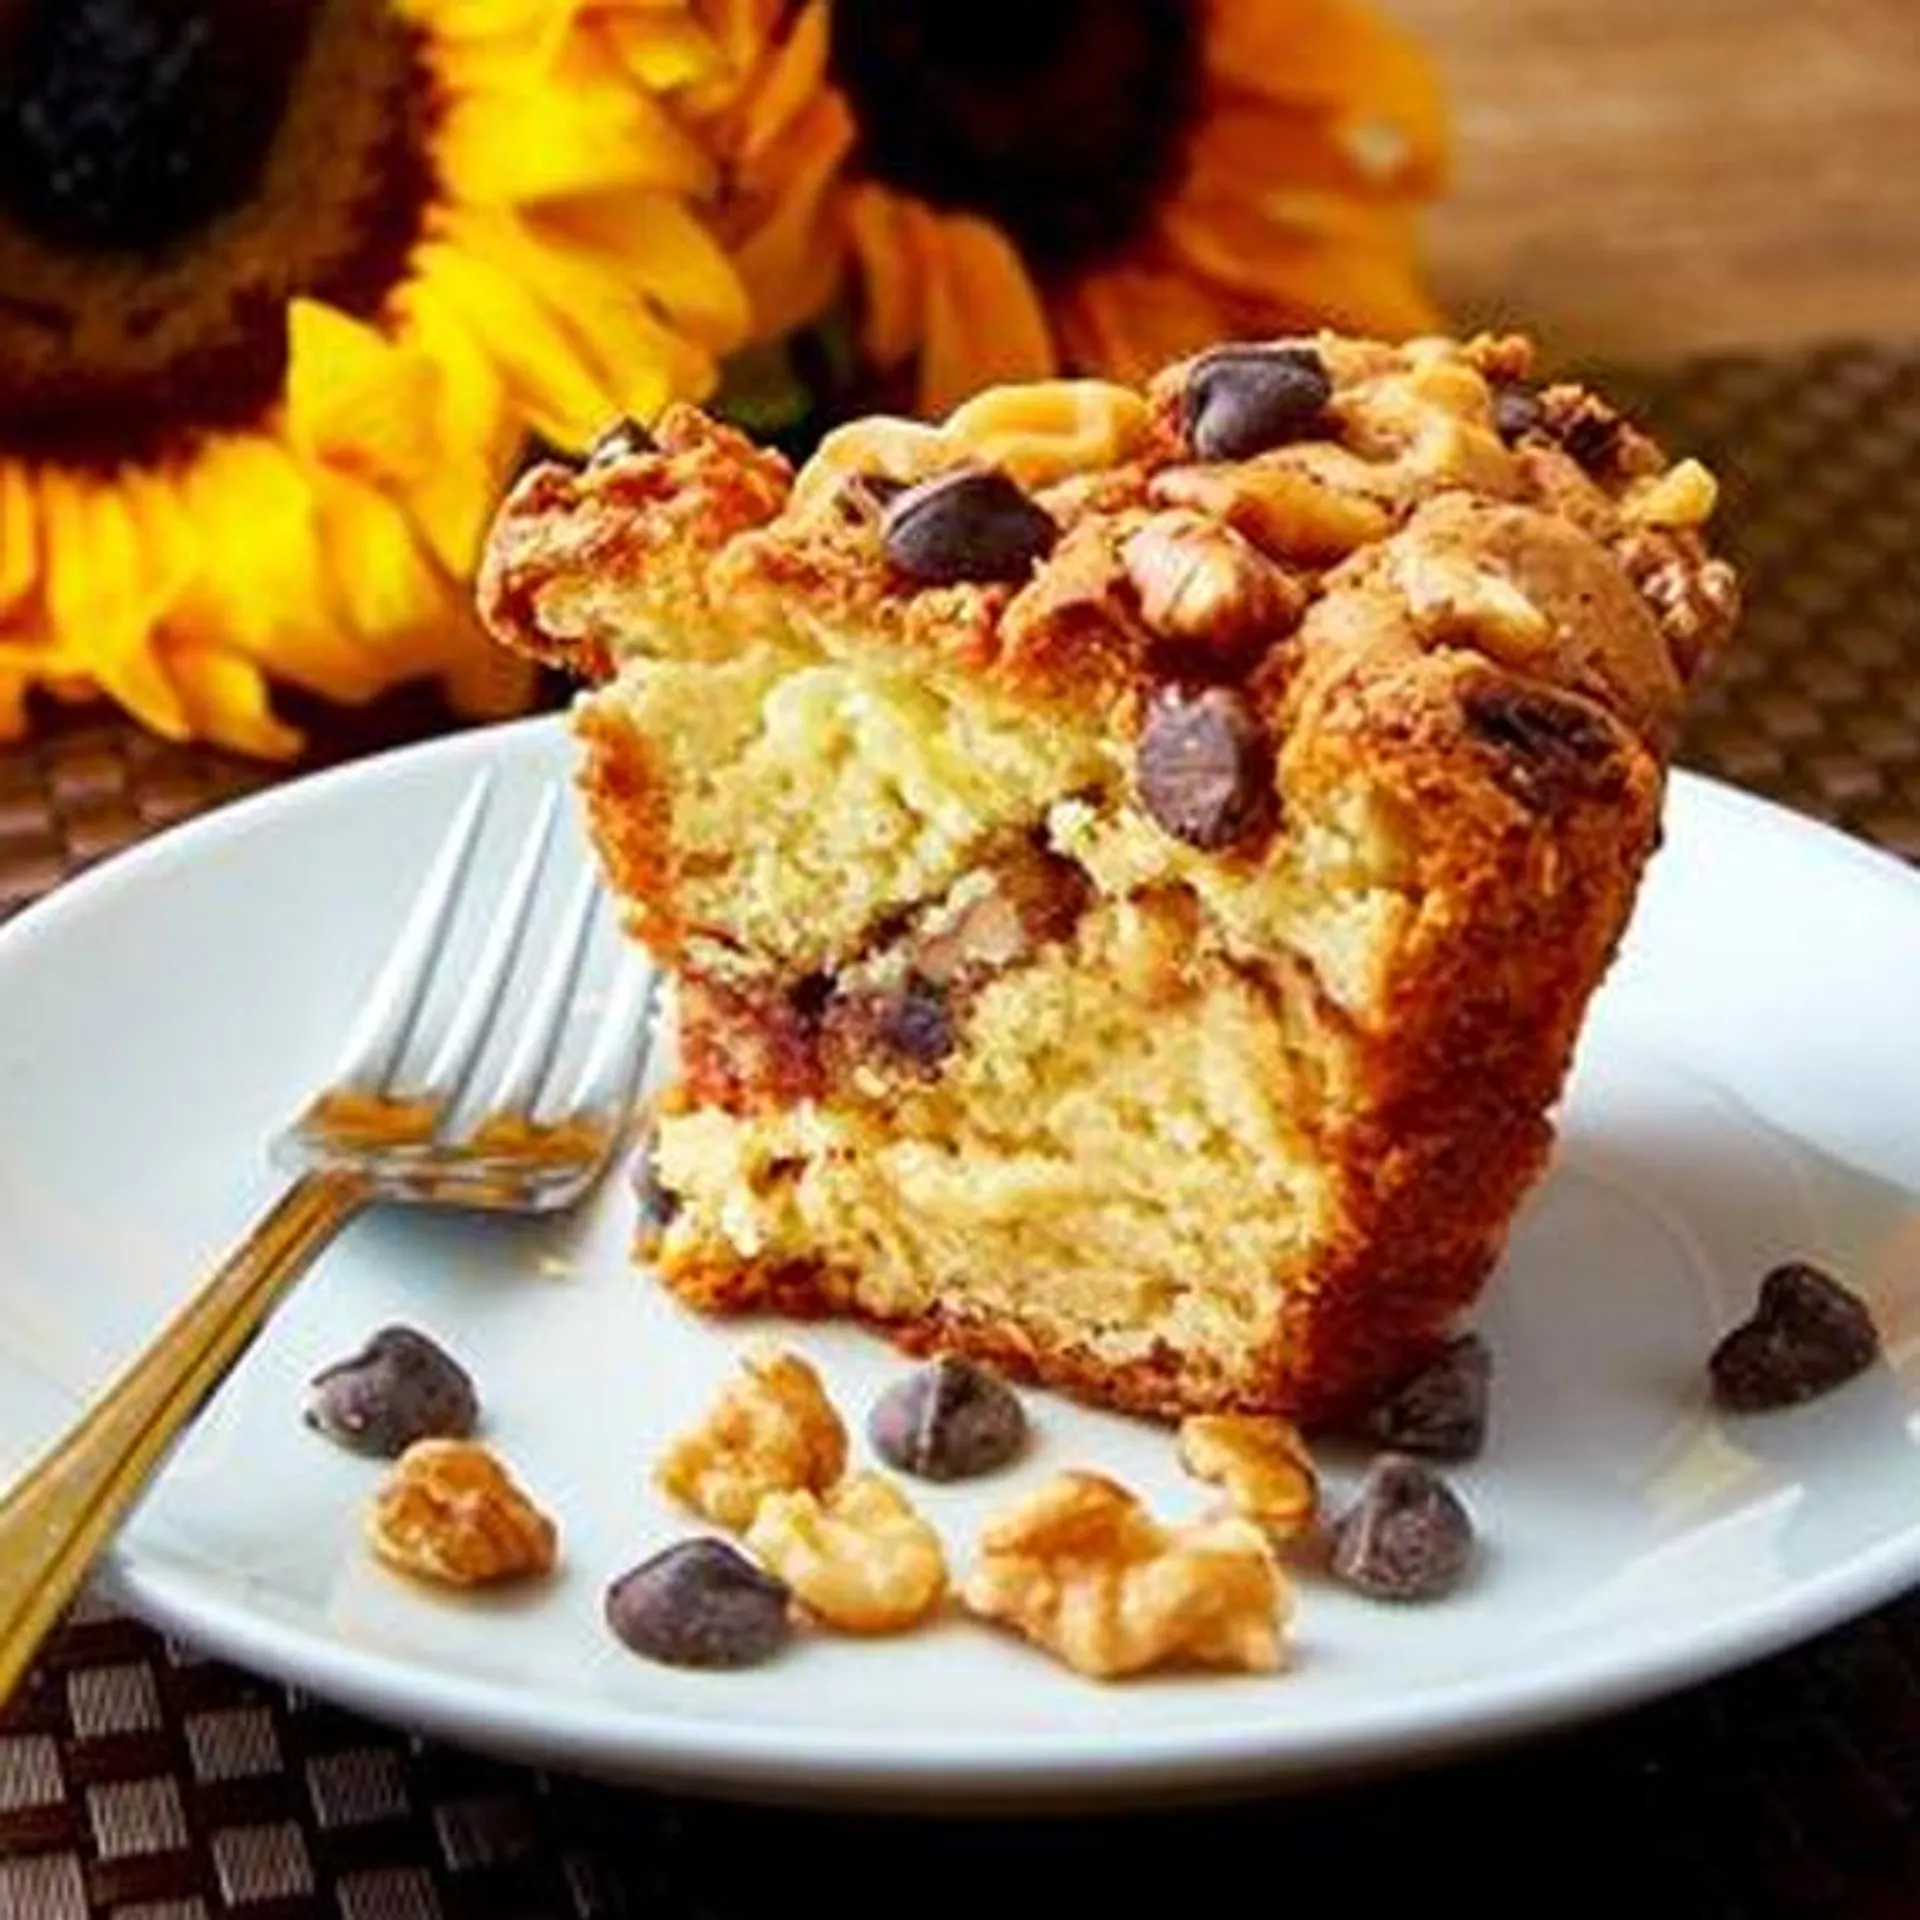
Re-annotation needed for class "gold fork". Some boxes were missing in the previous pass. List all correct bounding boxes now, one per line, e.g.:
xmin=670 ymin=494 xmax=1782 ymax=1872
xmin=0 ymin=769 xmax=657 ymax=1702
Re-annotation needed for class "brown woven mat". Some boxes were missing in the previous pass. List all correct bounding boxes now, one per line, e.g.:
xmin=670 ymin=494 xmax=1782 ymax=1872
xmin=2 ymin=343 xmax=1918 ymax=1918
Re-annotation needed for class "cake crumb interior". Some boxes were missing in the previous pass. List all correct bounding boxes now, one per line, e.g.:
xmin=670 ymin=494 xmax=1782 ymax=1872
xmin=655 ymin=896 xmax=1343 ymax=1375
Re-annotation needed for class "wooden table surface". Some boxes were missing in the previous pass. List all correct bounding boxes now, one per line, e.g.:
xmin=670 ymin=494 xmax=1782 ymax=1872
xmin=1404 ymin=0 xmax=1920 ymax=359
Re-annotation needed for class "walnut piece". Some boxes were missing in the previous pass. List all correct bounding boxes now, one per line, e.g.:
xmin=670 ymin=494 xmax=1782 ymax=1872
xmin=368 ymin=1440 xmax=557 ymax=1587
xmin=788 ymin=416 xmax=952 ymax=521
xmin=1622 ymin=457 xmax=1718 ymax=530
xmin=1619 ymin=530 xmax=1741 ymax=682
xmin=787 ymin=378 xmax=1151 ymax=524
xmin=656 ymin=1345 xmax=849 ymax=1531
xmin=746 ymin=1471 xmax=948 ymax=1633
xmin=961 ymin=1471 xmax=1288 ymax=1679
xmin=1150 ymin=459 xmax=1390 ymax=564
xmin=1396 ymin=549 xmax=1551 ymax=650
xmin=908 ymin=849 xmax=1088 ymax=987
xmin=945 ymin=378 xmax=1154 ymax=488
xmin=1122 ymin=510 xmax=1305 ymax=659
xmin=1177 ymin=1415 xmax=1318 ymax=1542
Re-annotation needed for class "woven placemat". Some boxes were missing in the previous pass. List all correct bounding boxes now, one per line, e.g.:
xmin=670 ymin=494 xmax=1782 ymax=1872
xmin=1 ymin=343 xmax=1917 ymax=1919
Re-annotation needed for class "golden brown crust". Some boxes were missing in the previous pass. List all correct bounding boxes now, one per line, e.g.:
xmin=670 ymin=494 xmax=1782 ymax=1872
xmin=572 ymin=697 xmax=683 ymax=959
xmin=480 ymin=330 xmax=1733 ymax=1428
xmin=478 ymin=405 xmax=792 ymax=681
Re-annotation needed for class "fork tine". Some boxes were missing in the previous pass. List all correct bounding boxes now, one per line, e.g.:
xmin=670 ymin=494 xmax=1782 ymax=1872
xmin=555 ymin=945 xmax=660 ymax=1129
xmin=330 ymin=768 xmax=493 ymax=1092
xmin=477 ymin=862 xmax=600 ymax=1120
xmin=410 ymin=782 xmax=559 ymax=1100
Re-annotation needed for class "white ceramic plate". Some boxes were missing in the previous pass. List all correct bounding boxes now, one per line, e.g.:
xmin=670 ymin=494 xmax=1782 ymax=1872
xmin=3 ymin=717 xmax=1919 ymax=1808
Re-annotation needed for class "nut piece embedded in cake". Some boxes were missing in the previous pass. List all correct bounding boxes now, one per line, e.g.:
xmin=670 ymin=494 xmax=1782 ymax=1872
xmin=1122 ymin=511 xmax=1305 ymax=664
xmin=962 ymin=1471 xmax=1288 ymax=1678
xmin=746 ymin=1472 xmax=948 ymax=1633
xmin=368 ymin=1440 xmax=557 ymax=1587
xmin=656 ymin=1347 xmax=849 ymax=1531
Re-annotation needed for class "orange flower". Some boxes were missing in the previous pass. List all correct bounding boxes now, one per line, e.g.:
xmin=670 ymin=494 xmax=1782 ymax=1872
xmin=681 ymin=0 xmax=1447 ymax=416
xmin=0 ymin=0 xmax=752 ymax=754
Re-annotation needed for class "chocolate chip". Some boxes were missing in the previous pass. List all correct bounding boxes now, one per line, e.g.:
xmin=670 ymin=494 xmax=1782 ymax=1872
xmin=1135 ymin=686 xmax=1273 ymax=850
xmin=1461 ymin=681 xmax=1618 ymax=811
xmin=632 ymin=1138 xmax=681 ymax=1231
xmin=605 ymin=1540 xmax=793 ymax=1669
xmin=1491 ymin=381 xmax=1545 ymax=444
xmin=1709 ymin=1262 xmax=1880 ymax=1412
xmin=1362 ymin=1334 xmax=1491 ymax=1461
xmin=305 ymin=1327 xmax=478 ymax=1458
xmin=1542 ymin=392 xmax=1627 ymax=475
xmin=881 ymin=468 xmax=1059 ymax=585
xmin=587 ymin=416 xmax=657 ymax=466
xmin=880 ymin=974 xmax=954 ymax=1069
xmin=1184 ymin=346 xmax=1332 ymax=461
xmin=869 ymin=1357 xmax=1028 ymax=1481
xmin=1562 ymin=414 xmax=1622 ymax=472
xmin=1329 ymin=1456 xmax=1474 ymax=1601
xmin=788 ymin=970 xmax=835 ymax=1025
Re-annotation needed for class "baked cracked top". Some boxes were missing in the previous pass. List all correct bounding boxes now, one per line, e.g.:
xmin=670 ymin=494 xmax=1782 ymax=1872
xmin=478 ymin=332 xmax=1737 ymax=988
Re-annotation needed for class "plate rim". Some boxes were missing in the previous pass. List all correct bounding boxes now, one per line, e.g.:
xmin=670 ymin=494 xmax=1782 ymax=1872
xmin=4 ymin=717 xmax=1919 ymax=1798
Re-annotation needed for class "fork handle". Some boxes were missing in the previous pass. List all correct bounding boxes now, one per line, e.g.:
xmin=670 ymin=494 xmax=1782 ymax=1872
xmin=0 ymin=1170 xmax=368 ymax=1705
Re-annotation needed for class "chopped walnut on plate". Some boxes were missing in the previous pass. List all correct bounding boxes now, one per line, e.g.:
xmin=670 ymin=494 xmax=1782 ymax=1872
xmin=747 ymin=1471 xmax=948 ymax=1634
xmin=962 ymin=1470 xmax=1289 ymax=1679
xmin=656 ymin=1344 xmax=849 ymax=1531
xmin=368 ymin=1439 xmax=557 ymax=1587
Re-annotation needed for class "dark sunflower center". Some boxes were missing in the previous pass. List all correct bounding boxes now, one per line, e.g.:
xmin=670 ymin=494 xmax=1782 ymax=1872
xmin=827 ymin=0 xmax=1204 ymax=278
xmin=0 ymin=0 xmax=434 ymax=468
xmin=0 ymin=0 xmax=317 ymax=254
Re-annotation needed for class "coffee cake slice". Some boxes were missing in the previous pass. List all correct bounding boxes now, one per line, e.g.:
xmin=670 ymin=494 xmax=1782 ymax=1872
xmin=479 ymin=333 xmax=1737 ymax=1427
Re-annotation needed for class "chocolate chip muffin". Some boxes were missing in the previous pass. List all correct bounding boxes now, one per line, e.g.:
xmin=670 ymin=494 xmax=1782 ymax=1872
xmin=478 ymin=332 xmax=1738 ymax=1428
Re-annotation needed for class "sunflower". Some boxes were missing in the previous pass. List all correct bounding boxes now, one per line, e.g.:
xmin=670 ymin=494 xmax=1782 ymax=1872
xmin=681 ymin=0 xmax=1447 ymax=418
xmin=0 ymin=0 xmax=751 ymax=755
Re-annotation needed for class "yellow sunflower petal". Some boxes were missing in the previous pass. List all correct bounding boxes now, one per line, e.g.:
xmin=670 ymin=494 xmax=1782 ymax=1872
xmin=307 ymin=469 xmax=533 ymax=723
xmin=38 ymin=472 xmax=190 ymax=740
xmin=677 ymin=0 xmax=781 ymax=107
xmin=591 ymin=11 xmax=726 ymax=92
xmin=436 ymin=67 xmax=715 ymax=202
xmin=1192 ymin=98 xmax=1409 ymax=203
xmin=1156 ymin=192 xmax=1440 ymax=336
xmin=846 ymin=184 xmax=923 ymax=373
xmin=161 ymin=643 xmax=303 ymax=759
xmin=1050 ymin=267 xmax=1240 ymax=386
xmin=391 ymin=0 xmax=554 ymax=44
xmin=735 ymin=0 xmax=831 ymax=164
xmin=905 ymin=203 xmax=1057 ymax=417
xmin=285 ymin=300 xmax=440 ymax=482
xmin=428 ymin=214 xmax=717 ymax=440
xmin=308 ymin=470 xmax=454 ymax=658
xmin=0 ymin=463 xmax=38 ymax=616
xmin=531 ymin=190 xmax=752 ymax=351
xmin=170 ymin=438 xmax=391 ymax=704
xmin=411 ymin=238 xmax=625 ymax=448
xmin=726 ymin=90 xmax=855 ymax=340
xmin=1206 ymin=0 xmax=1447 ymax=190
xmin=385 ymin=283 xmax=521 ymax=575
